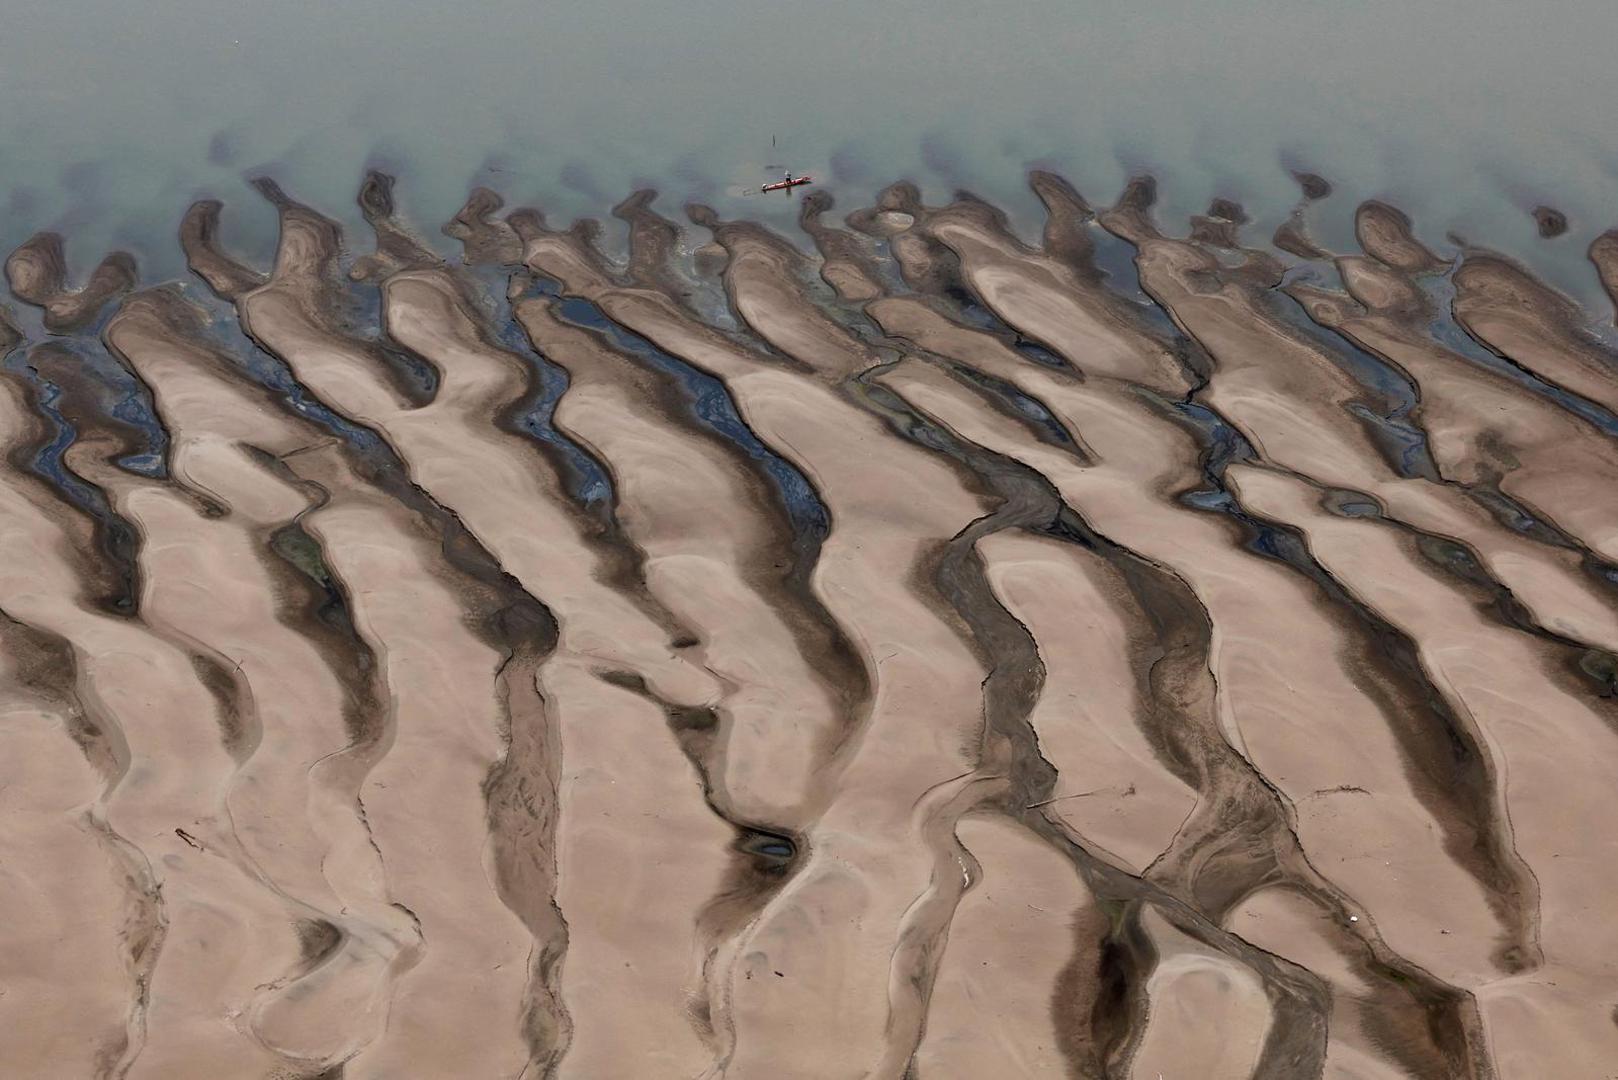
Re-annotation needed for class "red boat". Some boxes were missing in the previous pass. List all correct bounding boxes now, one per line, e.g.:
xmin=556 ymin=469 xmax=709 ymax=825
xmin=761 ymin=172 xmax=813 ymax=195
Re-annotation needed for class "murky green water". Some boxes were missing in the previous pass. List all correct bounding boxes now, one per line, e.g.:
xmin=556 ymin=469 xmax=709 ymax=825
xmin=4 ymin=0 xmax=1616 ymax=301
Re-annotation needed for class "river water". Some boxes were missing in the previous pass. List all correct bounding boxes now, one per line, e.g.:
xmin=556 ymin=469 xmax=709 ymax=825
xmin=3 ymin=0 xmax=1616 ymax=304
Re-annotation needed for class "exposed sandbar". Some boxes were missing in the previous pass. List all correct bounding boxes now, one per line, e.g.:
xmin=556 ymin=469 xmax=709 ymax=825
xmin=8 ymin=171 xmax=1618 ymax=1079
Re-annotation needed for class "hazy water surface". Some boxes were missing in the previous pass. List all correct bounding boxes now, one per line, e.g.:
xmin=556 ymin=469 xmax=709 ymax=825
xmin=3 ymin=0 xmax=1617 ymax=297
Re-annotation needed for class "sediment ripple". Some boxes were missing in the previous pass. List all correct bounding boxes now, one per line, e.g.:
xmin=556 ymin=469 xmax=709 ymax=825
xmin=4 ymin=169 xmax=1617 ymax=1079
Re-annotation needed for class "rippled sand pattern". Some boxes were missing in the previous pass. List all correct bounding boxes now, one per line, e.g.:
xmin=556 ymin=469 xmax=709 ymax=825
xmin=3 ymin=170 xmax=1618 ymax=1079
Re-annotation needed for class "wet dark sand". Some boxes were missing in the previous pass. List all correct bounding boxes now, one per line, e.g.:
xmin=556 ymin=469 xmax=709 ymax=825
xmin=2 ymin=167 xmax=1617 ymax=1079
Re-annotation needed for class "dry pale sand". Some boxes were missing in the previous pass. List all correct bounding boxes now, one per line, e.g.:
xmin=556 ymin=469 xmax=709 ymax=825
xmin=3 ymin=166 xmax=1617 ymax=1080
